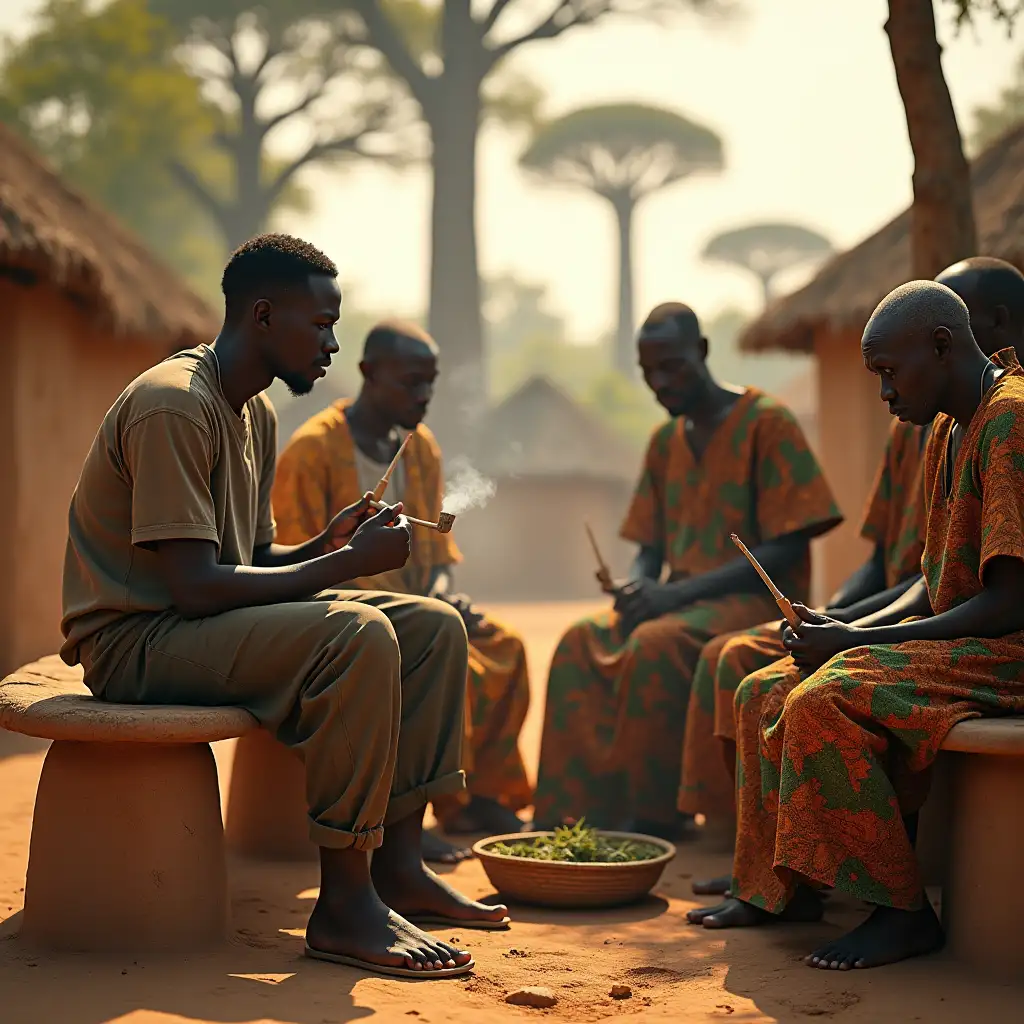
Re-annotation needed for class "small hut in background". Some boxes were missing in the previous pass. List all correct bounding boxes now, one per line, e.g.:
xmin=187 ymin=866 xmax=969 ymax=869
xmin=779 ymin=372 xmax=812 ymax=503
xmin=740 ymin=123 xmax=1024 ymax=598
xmin=455 ymin=376 xmax=639 ymax=601
xmin=0 ymin=124 xmax=217 ymax=675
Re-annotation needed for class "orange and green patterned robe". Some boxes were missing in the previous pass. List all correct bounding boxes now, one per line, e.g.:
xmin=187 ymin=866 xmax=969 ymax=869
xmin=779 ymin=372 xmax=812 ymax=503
xmin=271 ymin=400 xmax=533 ymax=819
xmin=677 ymin=418 xmax=929 ymax=820
xmin=732 ymin=351 xmax=1024 ymax=913
xmin=532 ymin=389 xmax=842 ymax=829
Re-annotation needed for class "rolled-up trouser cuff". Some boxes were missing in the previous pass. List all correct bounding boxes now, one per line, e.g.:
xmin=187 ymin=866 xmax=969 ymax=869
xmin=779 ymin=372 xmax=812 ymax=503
xmin=384 ymin=769 xmax=467 ymax=827
xmin=309 ymin=820 xmax=385 ymax=851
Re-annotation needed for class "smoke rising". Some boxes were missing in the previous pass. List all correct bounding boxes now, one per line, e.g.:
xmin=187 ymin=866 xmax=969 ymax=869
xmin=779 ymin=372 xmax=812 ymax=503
xmin=442 ymin=456 xmax=497 ymax=515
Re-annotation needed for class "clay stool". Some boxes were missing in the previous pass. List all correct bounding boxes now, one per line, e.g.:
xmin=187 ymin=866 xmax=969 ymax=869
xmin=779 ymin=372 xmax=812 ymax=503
xmin=0 ymin=656 xmax=257 ymax=953
xmin=225 ymin=730 xmax=316 ymax=861
xmin=939 ymin=717 xmax=1024 ymax=976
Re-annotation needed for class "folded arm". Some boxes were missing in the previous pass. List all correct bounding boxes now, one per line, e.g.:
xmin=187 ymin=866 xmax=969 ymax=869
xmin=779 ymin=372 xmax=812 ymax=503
xmin=831 ymin=573 xmax=923 ymax=624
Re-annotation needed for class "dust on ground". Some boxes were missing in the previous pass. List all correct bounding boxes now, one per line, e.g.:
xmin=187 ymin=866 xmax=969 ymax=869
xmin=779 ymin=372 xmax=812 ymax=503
xmin=1 ymin=601 xmax=1020 ymax=1023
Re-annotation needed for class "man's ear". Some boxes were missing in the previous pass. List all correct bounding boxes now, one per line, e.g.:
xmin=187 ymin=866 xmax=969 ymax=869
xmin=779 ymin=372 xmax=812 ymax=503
xmin=252 ymin=298 xmax=272 ymax=330
xmin=933 ymin=325 xmax=953 ymax=359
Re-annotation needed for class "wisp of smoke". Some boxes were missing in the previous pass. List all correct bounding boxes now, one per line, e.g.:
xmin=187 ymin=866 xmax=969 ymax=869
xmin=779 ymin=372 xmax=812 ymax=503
xmin=443 ymin=456 xmax=496 ymax=515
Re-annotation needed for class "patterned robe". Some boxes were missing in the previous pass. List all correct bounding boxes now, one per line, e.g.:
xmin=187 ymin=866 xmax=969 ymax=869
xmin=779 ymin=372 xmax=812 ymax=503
xmin=678 ymin=418 xmax=929 ymax=819
xmin=271 ymin=400 xmax=532 ymax=817
xmin=532 ymin=389 xmax=842 ymax=829
xmin=733 ymin=350 xmax=1024 ymax=912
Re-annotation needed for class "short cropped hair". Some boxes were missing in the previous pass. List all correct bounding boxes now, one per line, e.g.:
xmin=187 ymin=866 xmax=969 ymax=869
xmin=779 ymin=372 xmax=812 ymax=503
xmin=221 ymin=234 xmax=337 ymax=313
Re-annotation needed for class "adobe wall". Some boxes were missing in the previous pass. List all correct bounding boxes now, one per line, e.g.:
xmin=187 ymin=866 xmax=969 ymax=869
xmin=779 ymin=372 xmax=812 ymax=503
xmin=814 ymin=327 xmax=893 ymax=598
xmin=7 ymin=284 xmax=166 ymax=674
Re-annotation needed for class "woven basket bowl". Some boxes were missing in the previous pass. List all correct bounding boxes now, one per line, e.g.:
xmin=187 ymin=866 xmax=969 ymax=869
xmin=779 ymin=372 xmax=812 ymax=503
xmin=472 ymin=830 xmax=676 ymax=909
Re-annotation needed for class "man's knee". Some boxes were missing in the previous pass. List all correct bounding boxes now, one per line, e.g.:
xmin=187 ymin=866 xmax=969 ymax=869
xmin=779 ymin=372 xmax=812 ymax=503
xmin=340 ymin=605 xmax=400 ymax=670
xmin=628 ymin=616 xmax=679 ymax=654
xmin=420 ymin=595 xmax=469 ymax=647
xmin=783 ymin=677 xmax=841 ymax=726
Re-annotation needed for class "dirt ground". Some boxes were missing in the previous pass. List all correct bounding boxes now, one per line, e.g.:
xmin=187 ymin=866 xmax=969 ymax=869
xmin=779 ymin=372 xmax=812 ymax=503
xmin=1 ymin=600 xmax=1021 ymax=1023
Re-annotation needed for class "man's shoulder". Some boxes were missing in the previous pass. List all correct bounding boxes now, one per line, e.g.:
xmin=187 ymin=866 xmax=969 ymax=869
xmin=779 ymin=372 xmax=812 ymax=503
xmin=744 ymin=388 xmax=802 ymax=429
xmin=118 ymin=347 xmax=218 ymax=431
xmin=411 ymin=421 xmax=443 ymax=464
xmin=282 ymin=400 xmax=350 ymax=457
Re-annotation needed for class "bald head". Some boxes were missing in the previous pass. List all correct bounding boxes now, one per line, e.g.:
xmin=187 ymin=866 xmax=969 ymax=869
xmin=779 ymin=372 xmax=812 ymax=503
xmin=863 ymin=280 xmax=972 ymax=350
xmin=362 ymin=318 xmax=439 ymax=363
xmin=359 ymin=318 xmax=439 ymax=430
xmin=862 ymin=280 xmax=986 ymax=426
xmin=641 ymin=302 xmax=703 ymax=344
xmin=935 ymin=256 xmax=1024 ymax=358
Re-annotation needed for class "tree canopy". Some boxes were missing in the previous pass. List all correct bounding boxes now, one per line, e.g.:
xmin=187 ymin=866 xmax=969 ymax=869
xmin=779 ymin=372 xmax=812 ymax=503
xmin=520 ymin=102 xmax=724 ymax=201
xmin=702 ymin=222 xmax=833 ymax=306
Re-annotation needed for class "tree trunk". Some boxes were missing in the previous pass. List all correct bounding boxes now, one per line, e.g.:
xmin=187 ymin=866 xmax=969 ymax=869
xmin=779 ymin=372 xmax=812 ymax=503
xmin=885 ymin=0 xmax=977 ymax=278
xmin=424 ymin=7 xmax=486 ymax=457
xmin=758 ymin=272 xmax=773 ymax=311
xmin=611 ymin=193 xmax=636 ymax=377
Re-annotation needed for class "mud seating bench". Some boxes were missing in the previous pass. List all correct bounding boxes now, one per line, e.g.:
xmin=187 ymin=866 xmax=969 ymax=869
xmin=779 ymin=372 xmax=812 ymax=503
xmin=0 ymin=656 xmax=257 ymax=953
xmin=919 ymin=717 xmax=1024 ymax=976
xmin=225 ymin=730 xmax=317 ymax=861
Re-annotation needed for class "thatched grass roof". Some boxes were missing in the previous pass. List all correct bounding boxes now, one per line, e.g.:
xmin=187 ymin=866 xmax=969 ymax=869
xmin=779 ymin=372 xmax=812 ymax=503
xmin=0 ymin=123 xmax=217 ymax=347
xmin=476 ymin=375 xmax=639 ymax=482
xmin=741 ymin=123 xmax=1024 ymax=353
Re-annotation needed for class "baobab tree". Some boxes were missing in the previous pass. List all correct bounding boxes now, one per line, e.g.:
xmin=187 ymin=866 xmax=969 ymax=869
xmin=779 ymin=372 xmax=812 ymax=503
xmin=521 ymin=103 xmax=724 ymax=375
xmin=344 ymin=0 xmax=729 ymax=447
xmin=702 ymin=222 xmax=833 ymax=308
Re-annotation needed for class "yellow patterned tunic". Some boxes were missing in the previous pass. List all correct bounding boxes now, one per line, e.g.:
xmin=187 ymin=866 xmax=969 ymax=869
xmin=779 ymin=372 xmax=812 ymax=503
xmin=272 ymin=400 xmax=532 ymax=817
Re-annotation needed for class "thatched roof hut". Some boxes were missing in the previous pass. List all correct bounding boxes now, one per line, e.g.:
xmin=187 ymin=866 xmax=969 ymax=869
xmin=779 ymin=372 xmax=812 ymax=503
xmin=457 ymin=376 xmax=641 ymax=601
xmin=740 ymin=123 xmax=1024 ymax=354
xmin=734 ymin=123 xmax=1024 ymax=600
xmin=0 ymin=125 xmax=217 ymax=674
xmin=0 ymin=122 xmax=216 ymax=347
xmin=475 ymin=375 xmax=639 ymax=482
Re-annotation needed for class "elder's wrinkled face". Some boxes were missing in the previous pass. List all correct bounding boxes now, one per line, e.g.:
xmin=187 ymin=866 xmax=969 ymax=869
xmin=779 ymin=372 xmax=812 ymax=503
xmin=862 ymin=329 xmax=948 ymax=426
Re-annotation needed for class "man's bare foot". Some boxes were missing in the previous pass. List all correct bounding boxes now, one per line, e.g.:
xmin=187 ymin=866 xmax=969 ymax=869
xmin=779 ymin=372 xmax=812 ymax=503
xmin=306 ymin=883 xmax=471 ymax=973
xmin=439 ymin=796 xmax=526 ymax=836
xmin=805 ymin=903 xmax=944 ymax=970
xmin=692 ymin=875 xmax=731 ymax=896
xmin=687 ymin=887 xmax=824 ymax=929
xmin=374 ymin=855 xmax=508 ymax=926
xmin=374 ymin=809 xmax=509 ymax=926
xmin=421 ymin=830 xmax=473 ymax=865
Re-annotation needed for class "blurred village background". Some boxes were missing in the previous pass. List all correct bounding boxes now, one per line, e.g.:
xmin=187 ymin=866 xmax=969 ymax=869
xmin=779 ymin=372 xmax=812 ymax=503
xmin=2 ymin=0 xmax=1024 ymax=676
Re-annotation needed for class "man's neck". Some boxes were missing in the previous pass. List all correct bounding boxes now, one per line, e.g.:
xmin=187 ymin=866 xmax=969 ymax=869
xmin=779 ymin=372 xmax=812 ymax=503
xmin=945 ymin=349 xmax=995 ymax=429
xmin=347 ymin=392 xmax=399 ymax=445
xmin=686 ymin=379 xmax=742 ymax=429
xmin=210 ymin=329 xmax=272 ymax=415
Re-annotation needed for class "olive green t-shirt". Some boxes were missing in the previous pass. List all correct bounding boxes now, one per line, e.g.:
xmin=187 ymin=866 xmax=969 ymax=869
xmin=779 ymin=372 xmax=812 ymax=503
xmin=60 ymin=344 xmax=278 ymax=665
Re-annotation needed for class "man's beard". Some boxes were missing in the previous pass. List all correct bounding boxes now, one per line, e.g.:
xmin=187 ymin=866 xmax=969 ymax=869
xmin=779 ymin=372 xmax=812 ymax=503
xmin=281 ymin=371 xmax=315 ymax=398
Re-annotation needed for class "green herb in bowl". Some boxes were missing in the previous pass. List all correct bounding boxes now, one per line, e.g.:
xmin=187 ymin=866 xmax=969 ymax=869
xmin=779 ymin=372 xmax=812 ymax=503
xmin=486 ymin=821 xmax=664 ymax=863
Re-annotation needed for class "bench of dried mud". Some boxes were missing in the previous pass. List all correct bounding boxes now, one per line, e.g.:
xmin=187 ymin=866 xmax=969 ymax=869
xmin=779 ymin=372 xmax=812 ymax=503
xmin=0 ymin=656 xmax=257 ymax=953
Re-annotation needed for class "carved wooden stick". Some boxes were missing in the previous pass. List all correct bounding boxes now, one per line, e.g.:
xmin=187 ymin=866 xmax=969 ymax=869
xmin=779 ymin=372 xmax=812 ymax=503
xmin=372 ymin=434 xmax=411 ymax=502
xmin=730 ymin=533 xmax=800 ymax=628
xmin=584 ymin=521 xmax=613 ymax=590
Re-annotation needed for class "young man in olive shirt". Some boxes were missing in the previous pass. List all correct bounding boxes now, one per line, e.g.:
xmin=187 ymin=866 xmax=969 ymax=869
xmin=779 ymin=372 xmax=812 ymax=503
xmin=61 ymin=235 xmax=505 ymax=979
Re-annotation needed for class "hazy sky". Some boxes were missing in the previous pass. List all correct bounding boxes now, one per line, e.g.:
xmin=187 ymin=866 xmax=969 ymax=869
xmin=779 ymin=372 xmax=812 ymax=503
xmin=3 ymin=0 xmax=1019 ymax=338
